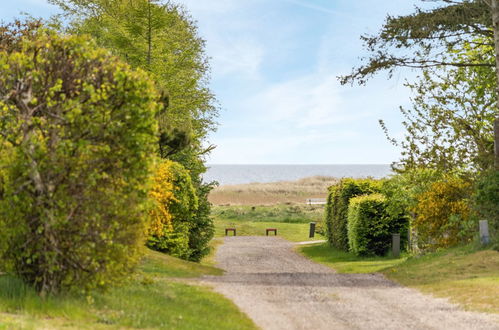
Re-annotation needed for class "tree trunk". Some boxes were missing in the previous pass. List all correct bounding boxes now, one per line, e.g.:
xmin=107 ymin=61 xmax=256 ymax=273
xmin=490 ymin=0 xmax=499 ymax=169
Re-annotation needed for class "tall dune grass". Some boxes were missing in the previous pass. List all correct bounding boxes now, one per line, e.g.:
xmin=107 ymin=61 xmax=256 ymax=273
xmin=209 ymin=176 xmax=337 ymax=205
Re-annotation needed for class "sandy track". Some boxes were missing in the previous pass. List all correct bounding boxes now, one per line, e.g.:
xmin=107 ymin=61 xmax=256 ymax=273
xmin=202 ymin=236 xmax=499 ymax=330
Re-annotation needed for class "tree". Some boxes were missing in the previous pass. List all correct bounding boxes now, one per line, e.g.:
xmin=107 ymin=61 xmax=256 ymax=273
xmin=50 ymin=0 xmax=218 ymax=261
xmin=0 ymin=21 xmax=159 ymax=295
xmin=380 ymin=38 xmax=496 ymax=171
xmin=485 ymin=0 xmax=499 ymax=169
xmin=341 ymin=0 xmax=499 ymax=169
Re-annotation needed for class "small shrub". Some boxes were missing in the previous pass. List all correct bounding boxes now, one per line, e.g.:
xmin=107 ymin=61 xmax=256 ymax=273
xmin=147 ymin=160 xmax=198 ymax=260
xmin=473 ymin=170 xmax=499 ymax=241
xmin=347 ymin=194 xmax=408 ymax=256
xmin=325 ymin=178 xmax=381 ymax=251
xmin=413 ymin=176 xmax=474 ymax=250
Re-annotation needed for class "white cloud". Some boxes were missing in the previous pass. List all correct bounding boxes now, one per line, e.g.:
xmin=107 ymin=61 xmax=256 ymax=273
xmin=249 ymin=73 xmax=368 ymax=127
xmin=209 ymin=37 xmax=264 ymax=79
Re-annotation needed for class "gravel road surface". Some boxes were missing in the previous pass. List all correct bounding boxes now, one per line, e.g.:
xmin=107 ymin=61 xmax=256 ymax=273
xmin=202 ymin=236 xmax=499 ymax=330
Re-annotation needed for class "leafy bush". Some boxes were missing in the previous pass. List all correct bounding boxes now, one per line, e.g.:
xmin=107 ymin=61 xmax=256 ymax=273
xmin=187 ymin=182 xmax=216 ymax=261
xmin=325 ymin=178 xmax=381 ymax=251
xmin=381 ymin=168 xmax=443 ymax=220
xmin=413 ymin=176 xmax=474 ymax=250
xmin=473 ymin=170 xmax=499 ymax=242
xmin=0 ymin=22 xmax=159 ymax=295
xmin=147 ymin=160 xmax=198 ymax=260
xmin=347 ymin=194 xmax=408 ymax=256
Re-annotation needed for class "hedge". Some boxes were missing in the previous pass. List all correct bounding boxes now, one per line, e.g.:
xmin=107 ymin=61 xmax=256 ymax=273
xmin=0 ymin=24 xmax=159 ymax=295
xmin=347 ymin=194 xmax=408 ymax=256
xmin=325 ymin=178 xmax=381 ymax=251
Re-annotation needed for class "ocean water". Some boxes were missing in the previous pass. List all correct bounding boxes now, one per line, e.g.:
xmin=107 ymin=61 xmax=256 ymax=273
xmin=203 ymin=164 xmax=392 ymax=185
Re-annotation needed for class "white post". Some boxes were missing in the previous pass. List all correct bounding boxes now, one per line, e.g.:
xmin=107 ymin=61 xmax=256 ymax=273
xmin=479 ymin=220 xmax=490 ymax=245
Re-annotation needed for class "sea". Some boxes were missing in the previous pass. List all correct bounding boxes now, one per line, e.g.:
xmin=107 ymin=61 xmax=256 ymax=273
xmin=203 ymin=164 xmax=392 ymax=185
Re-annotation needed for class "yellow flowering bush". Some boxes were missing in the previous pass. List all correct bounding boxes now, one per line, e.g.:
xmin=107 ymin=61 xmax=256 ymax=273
xmin=413 ymin=176 xmax=473 ymax=250
xmin=148 ymin=162 xmax=175 ymax=236
xmin=147 ymin=160 xmax=198 ymax=259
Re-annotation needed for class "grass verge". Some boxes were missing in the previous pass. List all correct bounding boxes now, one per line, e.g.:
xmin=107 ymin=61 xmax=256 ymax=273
xmin=298 ymin=243 xmax=406 ymax=273
xmin=213 ymin=204 xmax=325 ymax=242
xmin=0 ymin=249 xmax=256 ymax=330
xmin=215 ymin=219 xmax=323 ymax=242
xmin=382 ymin=246 xmax=499 ymax=314
xmin=299 ymin=243 xmax=499 ymax=314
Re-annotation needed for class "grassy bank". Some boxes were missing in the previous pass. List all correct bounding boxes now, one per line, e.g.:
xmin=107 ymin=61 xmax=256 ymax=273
xmin=209 ymin=176 xmax=335 ymax=205
xmin=213 ymin=204 xmax=325 ymax=242
xmin=299 ymin=243 xmax=499 ymax=314
xmin=0 ymin=249 xmax=257 ymax=330
xmin=298 ymin=243 xmax=406 ymax=273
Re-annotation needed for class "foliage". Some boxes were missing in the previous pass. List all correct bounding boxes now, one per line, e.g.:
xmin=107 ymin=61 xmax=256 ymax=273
xmin=473 ymin=170 xmax=499 ymax=241
xmin=325 ymin=178 xmax=381 ymax=251
xmin=380 ymin=39 xmax=496 ymax=172
xmin=187 ymin=181 xmax=216 ymax=261
xmin=0 ymin=22 xmax=159 ymax=295
xmin=340 ymin=1 xmax=492 ymax=85
xmin=413 ymin=176 xmax=474 ymax=250
xmin=50 ymin=0 xmax=218 ymax=149
xmin=381 ymin=168 xmax=443 ymax=222
xmin=347 ymin=194 xmax=408 ymax=256
xmin=147 ymin=160 xmax=198 ymax=260
xmin=50 ymin=0 xmax=218 ymax=262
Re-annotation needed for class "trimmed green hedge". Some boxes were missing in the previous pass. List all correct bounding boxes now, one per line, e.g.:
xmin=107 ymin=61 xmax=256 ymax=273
xmin=347 ymin=194 xmax=408 ymax=256
xmin=325 ymin=178 xmax=381 ymax=251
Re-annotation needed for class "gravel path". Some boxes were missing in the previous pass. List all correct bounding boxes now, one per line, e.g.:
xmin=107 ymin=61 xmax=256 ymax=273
xmin=202 ymin=236 xmax=499 ymax=330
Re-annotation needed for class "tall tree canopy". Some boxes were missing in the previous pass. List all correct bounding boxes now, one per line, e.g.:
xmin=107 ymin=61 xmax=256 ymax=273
xmin=342 ymin=0 xmax=498 ymax=171
xmin=49 ymin=0 xmax=218 ymax=153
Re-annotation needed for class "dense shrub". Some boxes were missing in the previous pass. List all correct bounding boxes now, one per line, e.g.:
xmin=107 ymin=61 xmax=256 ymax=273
xmin=473 ymin=170 xmax=499 ymax=242
xmin=147 ymin=160 xmax=198 ymax=260
xmin=413 ymin=176 xmax=474 ymax=250
xmin=0 ymin=23 xmax=159 ymax=295
xmin=187 ymin=182 xmax=216 ymax=261
xmin=347 ymin=194 xmax=408 ymax=256
xmin=381 ymin=169 xmax=443 ymax=249
xmin=325 ymin=178 xmax=381 ymax=251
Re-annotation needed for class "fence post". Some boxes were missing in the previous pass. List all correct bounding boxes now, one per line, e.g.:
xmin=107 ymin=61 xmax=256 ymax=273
xmin=309 ymin=222 xmax=316 ymax=238
xmin=392 ymin=233 xmax=400 ymax=258
xmin=479 ymin=220 xmax=490 ymax=245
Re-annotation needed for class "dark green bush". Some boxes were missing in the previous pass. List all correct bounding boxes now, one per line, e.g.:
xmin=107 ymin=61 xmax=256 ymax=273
xmin=347 ymin=194 xmax=408 ymax=256
xmin=325 ymin=178 xmax=381 ymax=251
xmin=474 ymin=170 xmax=499 ymax=242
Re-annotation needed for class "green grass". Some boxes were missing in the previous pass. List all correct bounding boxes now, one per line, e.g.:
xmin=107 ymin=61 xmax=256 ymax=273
xmin=213 ymin=204 xmax=324 ymax=224
xmin=215 ymin=219 xmax=323 ymax=242
xmin=381 ymin=246 xmax=499 ymax=314
xmin=300 ymin=243 xmax=499 ymax=314
xmin=0 ymin=249 xmax=256 ymax=329
xmin=213 ymin=204 xmax=325 ymax=242
xmin=299 ymin=243 xmax=406 ymax=273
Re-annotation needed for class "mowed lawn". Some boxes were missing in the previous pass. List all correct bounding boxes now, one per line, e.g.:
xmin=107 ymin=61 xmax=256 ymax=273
xmin=212 ymin=205 xmax=325 ymax=242
xmin=0 ymin=249 xmax=257 ymax=330
xmin=300 ymin=243 xmax=499 ymax=314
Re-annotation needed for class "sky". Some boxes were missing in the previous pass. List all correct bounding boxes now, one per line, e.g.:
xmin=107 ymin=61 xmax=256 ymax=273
xmin=0 ymin=0 xmax=430 ymax=164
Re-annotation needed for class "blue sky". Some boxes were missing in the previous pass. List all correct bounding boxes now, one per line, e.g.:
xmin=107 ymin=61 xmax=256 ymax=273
xmin=0 ymin=0 xmax=429 ymax=164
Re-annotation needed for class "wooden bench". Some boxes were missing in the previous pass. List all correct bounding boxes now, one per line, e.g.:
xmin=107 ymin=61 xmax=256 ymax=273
xmin=225 ymin=228 xmax=236 ymax=236
xmin=266 ymin=228 xmax=277 ymax=236
xmin=305 ymin=198 xmax=327 ymax=205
